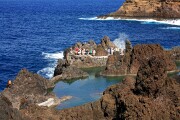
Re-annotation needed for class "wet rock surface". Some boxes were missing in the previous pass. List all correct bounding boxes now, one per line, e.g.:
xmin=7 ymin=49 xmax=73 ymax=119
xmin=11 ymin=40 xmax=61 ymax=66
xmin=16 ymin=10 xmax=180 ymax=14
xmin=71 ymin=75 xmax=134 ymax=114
xmin=99 ymin=0 xmax=180 ymax=19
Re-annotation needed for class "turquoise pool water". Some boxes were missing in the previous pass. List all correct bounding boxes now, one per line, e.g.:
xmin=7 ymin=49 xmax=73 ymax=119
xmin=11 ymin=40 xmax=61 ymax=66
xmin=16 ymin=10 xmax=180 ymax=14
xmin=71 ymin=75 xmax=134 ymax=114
xmin=54 ymin=62 xmax=180 ymax=110
xmin=53 ymin=67 xmax=124 ymax=110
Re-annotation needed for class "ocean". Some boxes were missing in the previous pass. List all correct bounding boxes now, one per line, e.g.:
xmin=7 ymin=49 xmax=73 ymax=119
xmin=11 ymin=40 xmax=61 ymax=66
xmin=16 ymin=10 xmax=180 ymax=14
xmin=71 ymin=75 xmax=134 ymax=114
xmin=0 ymin=0 xmax=180 ymax=108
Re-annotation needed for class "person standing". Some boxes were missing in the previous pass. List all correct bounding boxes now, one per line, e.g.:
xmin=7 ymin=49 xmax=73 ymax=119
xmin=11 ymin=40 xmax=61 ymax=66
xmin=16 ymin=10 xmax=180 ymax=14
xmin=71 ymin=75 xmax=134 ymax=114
xmin=92 ymin=49 xmax=96 ymax=56
xmin=7 ymin=80 xmax=12 ymax=88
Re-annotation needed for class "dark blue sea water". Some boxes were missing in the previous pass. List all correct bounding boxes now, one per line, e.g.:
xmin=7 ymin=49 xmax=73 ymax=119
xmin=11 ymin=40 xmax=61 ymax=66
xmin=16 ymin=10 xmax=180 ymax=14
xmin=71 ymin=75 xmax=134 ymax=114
xmin=0 ymin=0 xmax=180 ymax=108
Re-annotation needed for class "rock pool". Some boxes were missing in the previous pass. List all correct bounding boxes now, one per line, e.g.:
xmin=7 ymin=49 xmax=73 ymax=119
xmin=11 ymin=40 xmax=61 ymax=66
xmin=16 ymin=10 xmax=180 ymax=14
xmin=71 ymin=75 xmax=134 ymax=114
xmin=53 ymin=67 xmax=125 ymax=110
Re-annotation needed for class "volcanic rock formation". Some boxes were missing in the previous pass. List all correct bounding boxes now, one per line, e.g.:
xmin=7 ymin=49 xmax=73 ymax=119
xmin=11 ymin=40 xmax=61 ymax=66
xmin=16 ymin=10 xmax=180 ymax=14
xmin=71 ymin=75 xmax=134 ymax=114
xmin=99 ymin=0 xmax=180 ymax=19
xmin=2 ymin=69 xmax=56 ymax=110
xmin=53 ymin=36 xmax=116 ymax=80
xmin=101 ymin=44 xmax=177 ymax=76
xmin=52 ymin=59 xmax=89 ymax=83
xmin=170 ymin=46 xmax=180 ymax=61
xmin=21 ymin=56 xmax=180 ymax=120
xmin=0 ymin=94 xmax=28 ymax=120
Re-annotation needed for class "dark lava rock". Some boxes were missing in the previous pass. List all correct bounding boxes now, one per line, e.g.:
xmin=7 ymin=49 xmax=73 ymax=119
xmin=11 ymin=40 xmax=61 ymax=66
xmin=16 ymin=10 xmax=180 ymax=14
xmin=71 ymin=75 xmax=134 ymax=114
xmin=95 ymin=45 xmax=108 ymax=56
xmin=53 ymin=59 xmax=88 ymax=82
xmin=100 ymin=52 xmax=128 ymax=76
xmin=129 ymin=44 xmax=177 ymax=74
xmin=0 ymin=94 xmax=29 ymax=120
xmin=54 ymin=59 xmax=69 ymax=76
xmin=100 ymin=40 xmax=132 ymax=76
xmin=2 ymin=69 xmax=55 ymax=110
xmin=101 ymin=57 xmax=180 ymax=119
xmin=19 ymin=56 xmax=180 ymax=120
xmin=170 ymin=46 xmax=180 ymax=61
xmin=173 ymin=74 xmax=180 ymax=83
xmin=101 ymin=36 xmax=117 ymax=49
xmin=134 ymin=56 xmax=167 ymax=96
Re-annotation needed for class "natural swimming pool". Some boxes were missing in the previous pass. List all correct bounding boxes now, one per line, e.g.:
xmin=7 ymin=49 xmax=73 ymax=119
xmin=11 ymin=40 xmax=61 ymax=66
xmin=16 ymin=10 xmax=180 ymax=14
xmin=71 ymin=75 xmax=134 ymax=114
xmin=53 ymin=62 xmax=180 ymax=110
xmin=53 ymin=67 xmax=125 ymax=110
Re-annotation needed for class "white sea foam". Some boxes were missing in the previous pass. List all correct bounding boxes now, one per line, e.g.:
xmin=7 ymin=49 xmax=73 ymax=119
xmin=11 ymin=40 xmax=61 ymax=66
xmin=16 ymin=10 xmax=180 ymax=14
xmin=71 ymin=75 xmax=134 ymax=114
xmin=160 ymin=27 xmax=180 ymax=30
xmin=113 ymin=33 xmax=128 ymax=50
xmin=37 ymin=51 xmax=64 ymax=79
xmin=79 ymin=17 xmax=120 ymax=21
xmin=42 ymin=52 xmax=64 ymax=60
xmin=79 ymin=17 xmax=180 ymax=26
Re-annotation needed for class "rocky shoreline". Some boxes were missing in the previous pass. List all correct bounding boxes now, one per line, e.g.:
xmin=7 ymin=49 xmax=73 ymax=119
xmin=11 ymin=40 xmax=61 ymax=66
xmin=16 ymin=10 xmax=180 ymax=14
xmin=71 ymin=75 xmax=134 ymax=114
xmin=53 ymin=36 xmax=179 ymax=81
xmin=0 ymin=36 xmax=180 ymax=119
xmin=98 ymin=0 xmax=180 ymax=20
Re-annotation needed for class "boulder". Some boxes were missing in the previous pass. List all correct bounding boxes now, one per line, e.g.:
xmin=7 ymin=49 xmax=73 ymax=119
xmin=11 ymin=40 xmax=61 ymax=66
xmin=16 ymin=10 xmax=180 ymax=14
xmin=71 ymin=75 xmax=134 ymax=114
xmin=87 ymin=40 xmax=97 ymax=49
xmin=54 ymin=59 xmax=69 ymax=76
xmin=101 ymin=44 xmax=177 ymax=76
xmin=73 ymin=42 xmax=82 ymax=49
xmin=129 ymin=44 xmax=177 ymax=74
xmin=100 ymin=52 xmax=128 ymax=76
xmin=2 ymin=69 xmax=56 ymax=110
xmin=100 ymin=36 xmax=117 ymax=49
xmin=0 ymin=94 xmax=28 ymax=120
xmin=170 ymin=46 xmax=180 ymax=61
xmin=134 ymin=56 xmax=167 ymax=96
xmin=53 ymin=59 xmax=89 ymax=82
xmin=95 ymin=45 xmax=108 ymax=56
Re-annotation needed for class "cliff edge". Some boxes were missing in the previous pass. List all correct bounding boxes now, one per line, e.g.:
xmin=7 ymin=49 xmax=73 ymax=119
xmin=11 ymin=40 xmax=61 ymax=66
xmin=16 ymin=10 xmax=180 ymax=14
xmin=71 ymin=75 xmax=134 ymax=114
xmin=99 ymin=0 xmax=180 ymax=19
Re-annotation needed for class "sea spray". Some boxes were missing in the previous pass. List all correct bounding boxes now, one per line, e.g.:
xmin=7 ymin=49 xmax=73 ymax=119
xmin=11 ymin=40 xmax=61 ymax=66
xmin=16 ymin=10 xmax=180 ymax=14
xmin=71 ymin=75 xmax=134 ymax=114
xmin=37 ymin=52 xmax=64 ymax=79
xmin=113 ymin=33 xmax=129 ymax=50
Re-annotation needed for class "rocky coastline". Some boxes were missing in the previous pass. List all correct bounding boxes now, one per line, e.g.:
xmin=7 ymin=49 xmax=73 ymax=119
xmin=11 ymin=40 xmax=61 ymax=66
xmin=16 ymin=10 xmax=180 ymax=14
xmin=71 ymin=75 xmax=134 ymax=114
xmin=0 ymin=36 xmax=180 ymax=119
xmin=98 ymin=0 xmax=180 ymax=19
xmin=53 ymin=36 xmax=179 ymax=80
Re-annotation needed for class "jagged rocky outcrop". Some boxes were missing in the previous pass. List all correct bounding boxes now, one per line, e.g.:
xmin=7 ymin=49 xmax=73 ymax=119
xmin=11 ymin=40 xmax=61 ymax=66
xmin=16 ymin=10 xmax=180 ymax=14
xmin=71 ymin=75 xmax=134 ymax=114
xmin=63 ymin=36 xmax=115 ymax=68
xmin=100 ymin=36 xmax=117 ymax=49
xmin=170 ymin=46 xmax=180 ymax=61
xmin=99 ymin=0 xmax=180 ymax=19
xmin=21 ymin=56 xmax=180 ymax=120
xmin=100 ymin=40 xmax=132 ymax=76
xmin=0 ymin=94 xmax=29 ymax=120
xmin=52 ymin=59 xmax=89 ymax=83
xmin=101 ymin=43 xmax=177 ymax=76
xmin=129 ymin=44 xmax=176 ymax=74
xmin=1 ymin=69 xmax=57 ymax=110
xmin=53 ymin=36 xmax=116 ymax=80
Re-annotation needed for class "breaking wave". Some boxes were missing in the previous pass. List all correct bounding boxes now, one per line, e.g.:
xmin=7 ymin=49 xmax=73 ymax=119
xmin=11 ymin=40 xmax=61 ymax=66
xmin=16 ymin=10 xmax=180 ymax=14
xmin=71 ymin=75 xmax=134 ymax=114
xmin=160 ymin=27 xmax=180 ymax=30
xmin=113 ymin=33 xmax=128 ymax=50
xmin=78 ymin=17 xmax=119 ymax=21
xmin=37 ymin=51 xmax=64 ymax=79
xmin=79 ymin=17 xmax=180 ymax=26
